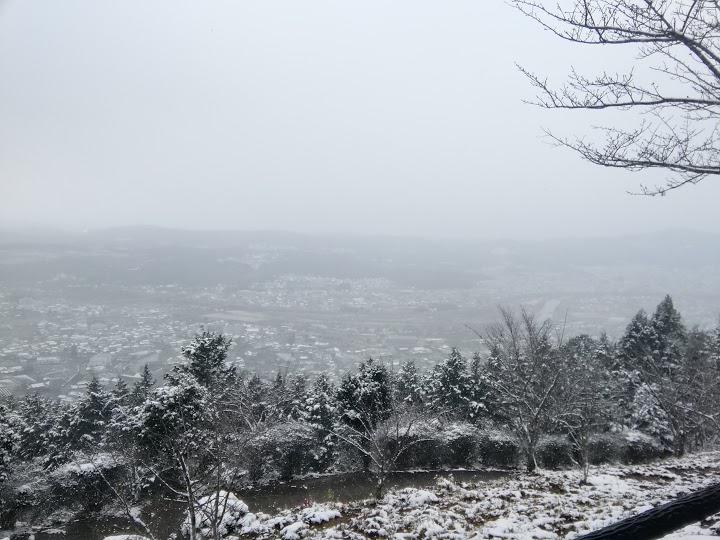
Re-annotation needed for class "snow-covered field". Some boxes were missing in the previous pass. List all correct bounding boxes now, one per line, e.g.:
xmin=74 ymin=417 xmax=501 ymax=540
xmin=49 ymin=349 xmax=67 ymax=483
xmin=222 ymin=451 xmax=720 ymax=539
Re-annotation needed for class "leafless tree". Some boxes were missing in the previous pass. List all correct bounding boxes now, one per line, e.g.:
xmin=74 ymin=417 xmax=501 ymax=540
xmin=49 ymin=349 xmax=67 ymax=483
xmin=513 ymin=0 xmax=720 ymax=195
xmin=332 ymin=403 xmax=434 ymax=499
xmin=556 ymin=352 xmax=620 ymax=483
xmin=482 ymin=307 xmax=564 ymax=472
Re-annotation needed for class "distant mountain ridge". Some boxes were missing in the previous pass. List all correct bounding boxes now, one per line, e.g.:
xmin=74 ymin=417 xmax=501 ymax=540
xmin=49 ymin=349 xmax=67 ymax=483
xmin=0 ymin=227 xmax=718 ymax=288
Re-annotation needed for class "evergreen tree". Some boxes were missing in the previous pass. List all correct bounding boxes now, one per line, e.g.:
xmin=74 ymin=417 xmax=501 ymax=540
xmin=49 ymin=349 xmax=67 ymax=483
xmin=301 ymin=374 xmax=337 ymax=470
xmin=617 ymin=310 xmax=657 ymax=370
xmin=395 ymin=360 xmax=423 ymax=405
xmin=466 ymin=353 xmax=489 ymax=422
xmin=710 ymin=321 xmax=720 ymax=370
xmin=426 ymin=348 xmax=472 ymax=417
xmin=246 ymin=374 xmax=270 ymax=424
xmin=69 ymin=377 xmax=112 ymax=451
xmin=287 ymin=374 xmax=308 ymax=420
xmin=0 ymin=401 xmax=21 ymax=483
xmin=176 ymin=331 xmax=235 ymax=388
xmin=17 ymin=394 xmax=55 ymax=461
xmin=43 ymin=403 xmax=75 ymax=468
xmin=622 ymin=297 xmax=701 ymax=456
xmin=111 ymin=377 xmax=130 ymax=407
xmin=650 ymin=295 xmax=687 ymax=370
xmin=630 ymin=383 xmax=673 ymax=447
xmin=131 ymin=364 xmax=155 ymax=406
xmin=336 ymin=358 xmax=392 ymax=432
xmin=594 ymin=332 xmax=617 ymax=370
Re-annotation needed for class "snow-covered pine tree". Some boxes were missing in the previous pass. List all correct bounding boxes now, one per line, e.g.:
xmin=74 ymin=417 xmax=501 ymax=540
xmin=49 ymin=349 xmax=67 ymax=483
xmin=336 ymin=358 xmax=392 ymax=432
xmin=16 ymin=393 xmax=55 ymax=461
xmin=395 ymin=360 xmax=424 ymax=405
xmin=68 ymin=377 xmax=112 ymax=451
xmin=623 ymin=297 xmax=705 ymax=456
xmin=301 ymin=374 xmax=338 ymax=470
xmin=0 ymin=401 xmax=20 ymax=483
xmin=466 ymin=352 xmax=489 ymax=422
xmin=650 ymin=295 xmax=687 ymax=371
xmin=617 ymin=310 xmax=657 ymax=370
xmin=425 ymin=348 xmax=472 ymax=418
xmin=111 ymin=377 xmax=130 ymax=408
xmin=287 ymin=374 xmax=308 ymax=420
xmin=630 ymin=382 xmax=673 ymax=448
xmin=131 ymin=364 xmax=155 ymax=406
xmin=177 ymin=331 xmax=235 ymax=389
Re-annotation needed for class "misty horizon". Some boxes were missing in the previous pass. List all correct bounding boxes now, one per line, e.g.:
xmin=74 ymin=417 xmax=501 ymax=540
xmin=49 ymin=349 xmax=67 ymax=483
xmin=3 ymin=1 xmax=720 ymax=239
xmin=3 ymin=222 xmax=720 ymax=244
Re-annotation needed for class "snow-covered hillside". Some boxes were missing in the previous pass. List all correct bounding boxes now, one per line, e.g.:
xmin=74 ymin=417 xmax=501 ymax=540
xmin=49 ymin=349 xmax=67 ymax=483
xmin=216 ymin=451 xmax=720 ymax=539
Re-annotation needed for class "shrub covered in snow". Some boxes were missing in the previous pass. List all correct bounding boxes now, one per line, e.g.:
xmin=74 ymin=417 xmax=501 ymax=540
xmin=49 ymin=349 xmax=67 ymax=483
xmin=181 ymin=491 xmax=249 ymax=539
xmin=245 ymin=422 xmax=317 ymax=483
xmin=621 ymin=430 xmax=670 ymax=464
xmin=443 ymin=422 xmax=477 ymax=467
xmin=587 ymin=433 xmax=625 ymax=465
xmin=299 ymin=504 xmax=342 ymax=524
xmin=537 ymin=435 xmax=574 ymax=469
xmin=476 ymin=430 xmax=520 ymax=468
xmin=48 ymin=453 xmax=123 ymax=513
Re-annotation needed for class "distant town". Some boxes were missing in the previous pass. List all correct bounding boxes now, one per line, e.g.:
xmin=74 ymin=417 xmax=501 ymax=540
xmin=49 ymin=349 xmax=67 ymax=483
xmin=2 ymin=228 xmax=719 ymax=400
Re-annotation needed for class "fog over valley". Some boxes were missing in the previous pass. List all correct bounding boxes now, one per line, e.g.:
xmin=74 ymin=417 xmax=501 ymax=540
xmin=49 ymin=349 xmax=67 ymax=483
xmin=1 ymin=227 xmax=718 ymax=399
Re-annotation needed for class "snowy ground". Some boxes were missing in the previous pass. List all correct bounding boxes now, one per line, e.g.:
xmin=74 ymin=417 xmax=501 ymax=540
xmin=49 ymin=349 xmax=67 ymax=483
xmin=234 ymin=451 xmax=720 ymax=539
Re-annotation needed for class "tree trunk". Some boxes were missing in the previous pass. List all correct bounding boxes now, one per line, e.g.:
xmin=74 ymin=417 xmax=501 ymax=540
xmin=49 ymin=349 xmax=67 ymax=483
xmin=578 ymin=431 xmax=591 ymax=484
xmin=375 ymin=475 xmax=385 ymax=500
xmin=673 ymin=433 xmax=686 ymax=457
xmin=374 ymin=463 xmax=387 ymax=500
xmin=525 ymin=443 xmax=537 ymax=473
xmin=177 ymin=452 xmax=197 ymax=540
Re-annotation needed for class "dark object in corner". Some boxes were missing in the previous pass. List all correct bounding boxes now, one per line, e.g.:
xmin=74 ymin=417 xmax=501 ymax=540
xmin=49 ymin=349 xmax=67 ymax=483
xmin=576 ymin=482 xmax=720 ymax=539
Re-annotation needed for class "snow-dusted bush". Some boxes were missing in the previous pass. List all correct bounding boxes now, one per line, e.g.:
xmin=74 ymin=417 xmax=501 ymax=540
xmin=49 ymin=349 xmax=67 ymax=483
xmin=587 ymin=433 xmax=624 ymax=465
xmin=387 ymin=420 xmax=477 ymax=469
xmin=537 ymin=435 xmax=574 ymax=469
xmin=181 ymin=490 xmax=249 ymax=539
xmin=394 ymin=437 xmax=443 ymax=469
xmin=48 ymin=452 xmax=122 ymax=513
xmin=382 ymin=418 xmax=443 ymax=469
xmin=621 ymin=430 xmax=669 ymax=464
xmin=280 ymin=520 xmax=308 ymax=540
xmin=299 ymin=504 xmax=341 ymax=524
xmin=443 ymin=422 xmax=477 ymax=467
xmin=475 ymin=430 xmax=520 ymax=468
xmin=245 ymin=421 xmax=317 ymax=483
xmin=0 ymin=461 xmax=53 ymax=529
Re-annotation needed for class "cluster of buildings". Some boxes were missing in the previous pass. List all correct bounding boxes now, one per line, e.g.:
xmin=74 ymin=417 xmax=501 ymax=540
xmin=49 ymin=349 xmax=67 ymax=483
xmin=2 ymin=271 xmax=671 ymax=402
xmin=0 ymin=279 xmax=466 ymax=401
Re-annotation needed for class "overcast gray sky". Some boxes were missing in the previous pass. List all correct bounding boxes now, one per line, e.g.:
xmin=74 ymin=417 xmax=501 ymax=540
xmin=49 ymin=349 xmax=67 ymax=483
xmin=1 ymin=0 xmax=718 ymax=239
